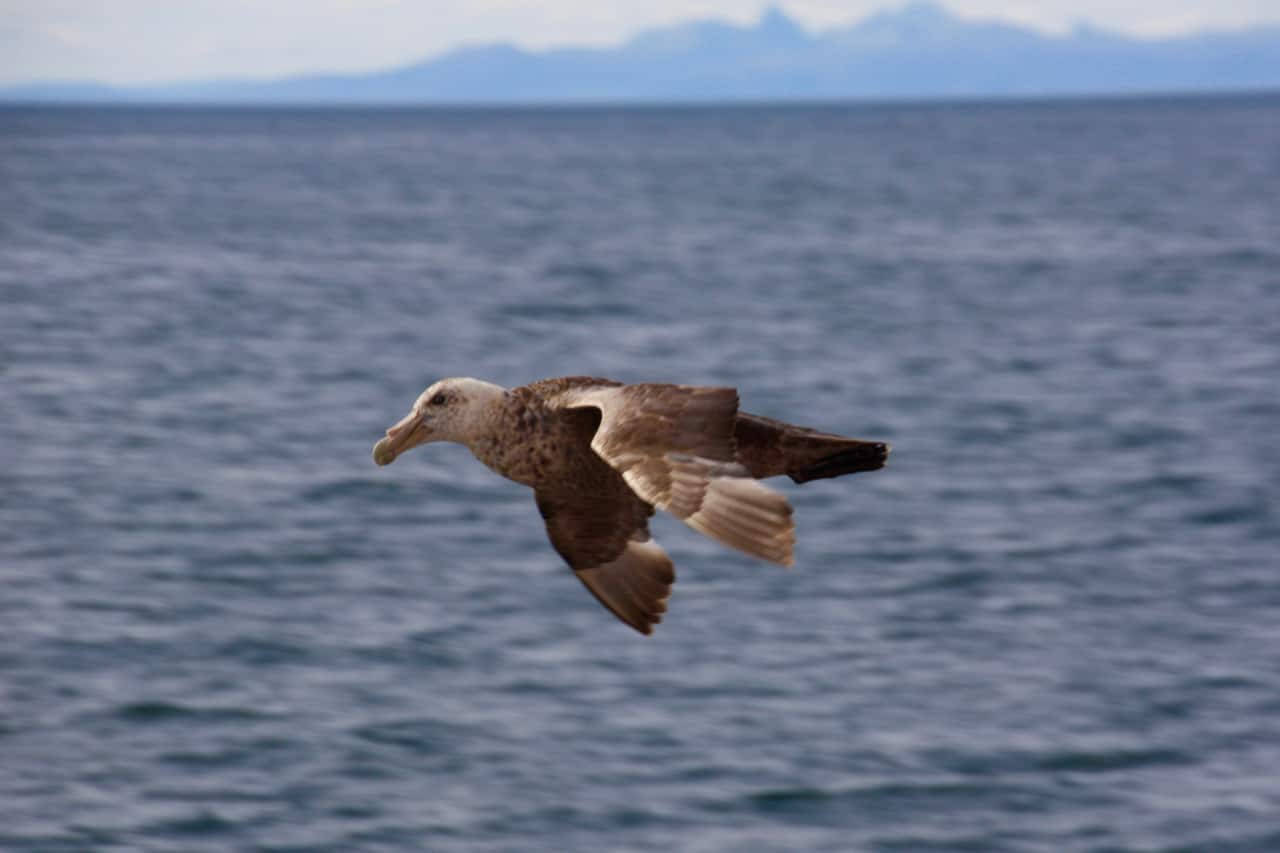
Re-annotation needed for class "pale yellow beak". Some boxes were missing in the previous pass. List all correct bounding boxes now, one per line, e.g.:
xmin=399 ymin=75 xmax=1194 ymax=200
xmin=372 ymin=409 xmax=428 ymax=466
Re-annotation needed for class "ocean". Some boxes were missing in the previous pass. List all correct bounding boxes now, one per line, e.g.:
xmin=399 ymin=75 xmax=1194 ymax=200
xmin=2 ymin=97 xmax=1278 ymax=852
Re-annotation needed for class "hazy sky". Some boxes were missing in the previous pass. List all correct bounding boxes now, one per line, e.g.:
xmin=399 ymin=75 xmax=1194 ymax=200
xmin=3 ymin=0 xmax=1279 ymax=85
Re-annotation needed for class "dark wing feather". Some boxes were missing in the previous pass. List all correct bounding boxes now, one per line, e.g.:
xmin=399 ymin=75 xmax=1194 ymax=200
xmin=534 ymin=480 xmax=673 ymax=636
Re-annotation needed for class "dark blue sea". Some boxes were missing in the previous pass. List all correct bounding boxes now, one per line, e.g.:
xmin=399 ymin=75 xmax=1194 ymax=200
xmin=2 ymin=97 xmax=1279 ymax=852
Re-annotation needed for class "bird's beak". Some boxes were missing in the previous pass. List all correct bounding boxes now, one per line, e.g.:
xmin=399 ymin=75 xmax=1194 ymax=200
xmin=373 ymin=409 xmax=428 ymax=466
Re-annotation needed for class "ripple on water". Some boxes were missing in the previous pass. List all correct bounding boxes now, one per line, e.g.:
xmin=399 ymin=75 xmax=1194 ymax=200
xmin=297 ymin=477 xmax=408 ymax=504
xmin=348 ymin=717 xmax=485 ymax=758
xmin=929 ymin=745 xmax=1194 ymax=776
xmin=143 ymin=810 xmax=239 ymax=837
xmin=159 ymin=736 xmax=300 ymax=770
xmin=1184 ymin=500 xmax=1270 ymax=528
xmin=110 ymin=701 xmax=277 ymax=725
xmin=718 ymin=779 xmax=1064 ymax=826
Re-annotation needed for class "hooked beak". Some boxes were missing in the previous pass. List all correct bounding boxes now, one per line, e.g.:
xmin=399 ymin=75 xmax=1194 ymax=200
xmin=373 ymin=409 xmax=429 ymax=466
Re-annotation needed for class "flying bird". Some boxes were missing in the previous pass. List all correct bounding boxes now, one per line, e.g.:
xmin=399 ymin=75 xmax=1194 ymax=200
xmin=373 ymin=376 xmax=888 ymax=635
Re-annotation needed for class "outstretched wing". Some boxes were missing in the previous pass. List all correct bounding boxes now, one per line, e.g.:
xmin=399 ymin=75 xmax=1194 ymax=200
xmin=534 ymin=486 xmax=674 ymax=636
xmin=550 ymin=383 xmax=795 ymax=566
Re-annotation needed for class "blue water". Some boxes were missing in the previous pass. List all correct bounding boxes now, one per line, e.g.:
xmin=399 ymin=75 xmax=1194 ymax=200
xmin=2 ymin=98 xmax=1279 ymax=852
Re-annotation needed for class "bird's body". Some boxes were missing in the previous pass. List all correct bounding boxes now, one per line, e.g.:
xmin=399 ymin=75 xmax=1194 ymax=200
xmin=374 ymin=376 xmax=888 ymax=634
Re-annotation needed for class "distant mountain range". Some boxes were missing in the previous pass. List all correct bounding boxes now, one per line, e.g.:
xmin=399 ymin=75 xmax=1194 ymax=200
xmin=6 ymin=2 xmax=1280 ymax=104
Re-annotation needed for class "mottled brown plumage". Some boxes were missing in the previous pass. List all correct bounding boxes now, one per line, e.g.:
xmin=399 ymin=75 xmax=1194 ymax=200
xmin=373 ymin=376 xmax=888 ymax=635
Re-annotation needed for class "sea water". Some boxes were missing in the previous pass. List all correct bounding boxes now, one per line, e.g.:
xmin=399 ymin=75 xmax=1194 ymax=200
xmin=2 ymin=98 xmax=1278 ymax=851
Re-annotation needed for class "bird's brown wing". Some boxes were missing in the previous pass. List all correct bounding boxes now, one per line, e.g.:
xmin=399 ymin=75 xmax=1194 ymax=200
xmin=534 ymin=480 xmax=674 ymax=636
xmin=549 ymin=383 xmax=795 ymax=566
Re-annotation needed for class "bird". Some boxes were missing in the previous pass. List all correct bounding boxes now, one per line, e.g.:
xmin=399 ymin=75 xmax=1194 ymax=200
xmin=372 ymin=376 xmax=888 ymax=635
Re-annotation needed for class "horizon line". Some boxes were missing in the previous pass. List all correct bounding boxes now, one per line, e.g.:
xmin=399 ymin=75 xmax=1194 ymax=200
xmin=4 ymin=87 xmax=1280 ymax=111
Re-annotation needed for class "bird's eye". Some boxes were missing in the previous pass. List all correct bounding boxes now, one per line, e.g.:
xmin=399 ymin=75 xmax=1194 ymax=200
xmin=429 ymin=393 xmax=448 ymax=406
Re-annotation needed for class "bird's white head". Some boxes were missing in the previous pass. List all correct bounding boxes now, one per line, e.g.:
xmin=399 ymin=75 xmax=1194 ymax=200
xmin=372 ymin=377 xmax=507 ymax=466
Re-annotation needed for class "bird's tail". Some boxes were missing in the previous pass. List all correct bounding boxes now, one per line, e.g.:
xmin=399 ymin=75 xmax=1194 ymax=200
xmin=787 ymin=438 xmax=890 ymax=484
xmin=733 ymin=412 xmax=890 ymax=484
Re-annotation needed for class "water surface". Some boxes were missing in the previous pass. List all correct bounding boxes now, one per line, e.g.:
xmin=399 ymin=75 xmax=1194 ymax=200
xmin=2 ymin=98 xmax=1279 ymax=851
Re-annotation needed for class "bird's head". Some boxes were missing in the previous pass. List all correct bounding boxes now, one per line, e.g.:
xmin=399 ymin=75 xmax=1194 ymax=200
xmin=372 ymin=378 xmax=507 ymax=466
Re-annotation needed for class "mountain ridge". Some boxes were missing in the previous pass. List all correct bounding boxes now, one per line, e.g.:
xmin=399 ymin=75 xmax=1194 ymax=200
xmin=5 ymin=2 xmax=1280 ymax=103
